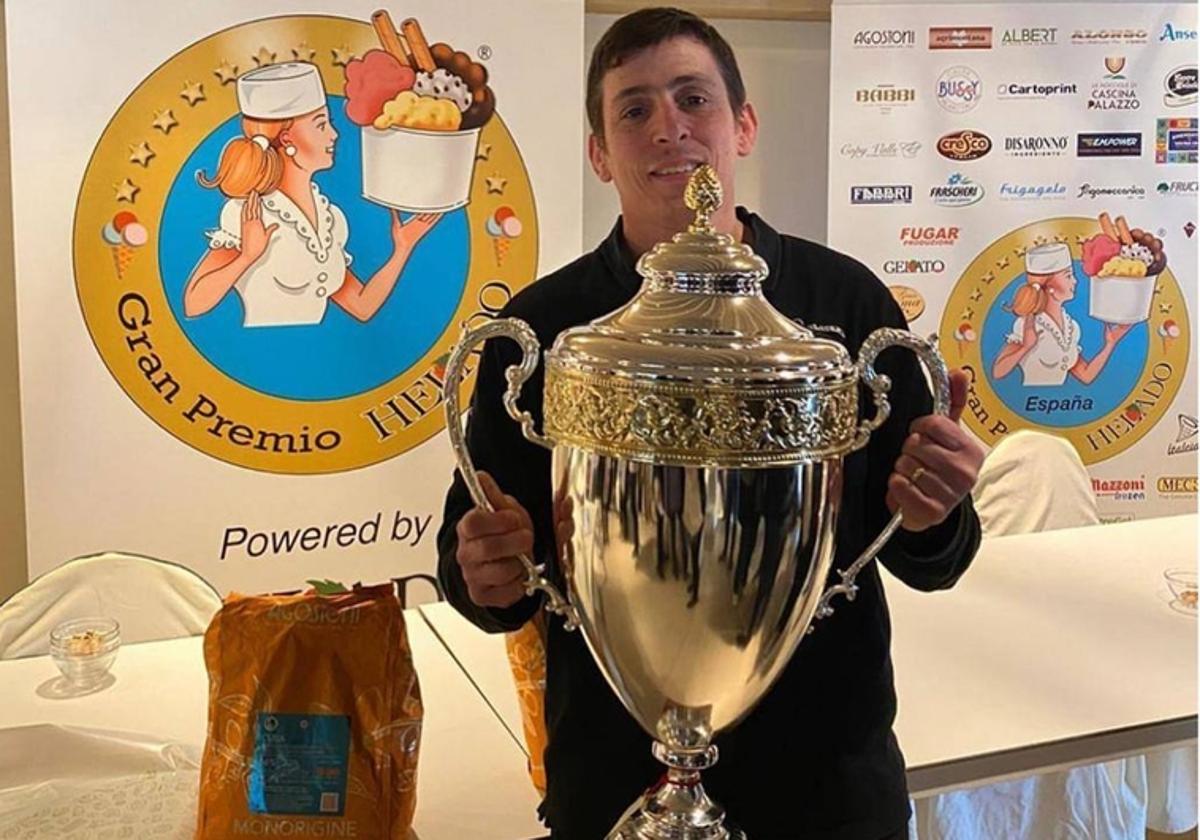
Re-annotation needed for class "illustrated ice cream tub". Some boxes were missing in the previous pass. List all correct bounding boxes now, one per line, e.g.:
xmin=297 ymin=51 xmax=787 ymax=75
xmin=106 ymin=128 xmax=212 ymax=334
xmin=346 ymin=13 xmax=496 ymax=213
xmin=361 ymin=124 xmax=481 ymax=212
xmin=1083 ymin=212 xmax=1167 ymax=325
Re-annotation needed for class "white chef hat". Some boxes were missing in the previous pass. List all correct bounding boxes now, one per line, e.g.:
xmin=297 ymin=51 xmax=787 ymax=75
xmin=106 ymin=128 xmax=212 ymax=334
xmin=236 ymin=63 xmax=326 ymax=120
xmin=1025 ymin=242 xmax=1071 ymax=276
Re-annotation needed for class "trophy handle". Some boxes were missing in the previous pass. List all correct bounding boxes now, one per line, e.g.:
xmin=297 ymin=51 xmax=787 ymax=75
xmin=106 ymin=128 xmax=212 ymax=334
xmin=443 ymin=317 xmax=580 ymax=631
xmin=812 ymin=329 xmax=951 ymax=625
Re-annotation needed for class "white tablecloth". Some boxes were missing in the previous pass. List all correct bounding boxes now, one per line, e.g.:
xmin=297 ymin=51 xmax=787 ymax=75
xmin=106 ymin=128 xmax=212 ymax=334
xmin=0 ymin=610 xmax=545 ymax=840
xmin=420 ymin=516 xmax=1198 ymax=825
xmin=889 ymin=514 xmax=1196 ymax=790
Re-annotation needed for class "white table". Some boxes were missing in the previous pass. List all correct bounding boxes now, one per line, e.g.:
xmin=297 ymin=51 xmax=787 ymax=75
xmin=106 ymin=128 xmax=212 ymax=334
xmin=0 ymin=610 xmax=545 ymax=840
xmin=420 ymin=516 xmax=1198 ymax=798
xmin=889 ymin=513 xmax=1197 ymax=796
xmin=421 ymin=602 xmax=529 ymax=755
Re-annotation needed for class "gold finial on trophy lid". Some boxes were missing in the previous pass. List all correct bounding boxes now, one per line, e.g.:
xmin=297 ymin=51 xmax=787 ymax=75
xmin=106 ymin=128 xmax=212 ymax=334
xmin=685 ymin=164 xmax=722 ymax=234
xmin=636 ymin=161 xmax=765 ymax=281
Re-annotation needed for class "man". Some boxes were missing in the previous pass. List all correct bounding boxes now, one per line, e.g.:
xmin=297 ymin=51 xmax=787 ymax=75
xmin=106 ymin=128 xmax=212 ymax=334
xmin=437 ymin=9 xmax=985 ymax=839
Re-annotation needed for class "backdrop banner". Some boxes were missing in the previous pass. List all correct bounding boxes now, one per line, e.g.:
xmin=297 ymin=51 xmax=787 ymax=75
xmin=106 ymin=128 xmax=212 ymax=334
xmin=829 ymin=2 xmax=1198 ymax=521
xmin=8 ymin=0 xmax=583 ymax=592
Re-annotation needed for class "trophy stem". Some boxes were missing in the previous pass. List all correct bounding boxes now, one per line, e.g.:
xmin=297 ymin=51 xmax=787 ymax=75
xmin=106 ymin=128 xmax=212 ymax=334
xmin=606 ymin=743 xmax=746 ymax=840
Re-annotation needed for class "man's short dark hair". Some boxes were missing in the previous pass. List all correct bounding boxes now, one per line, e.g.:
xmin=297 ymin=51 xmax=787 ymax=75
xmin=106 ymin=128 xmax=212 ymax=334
xmin=586 ymin=7 xmax=747 ymax=142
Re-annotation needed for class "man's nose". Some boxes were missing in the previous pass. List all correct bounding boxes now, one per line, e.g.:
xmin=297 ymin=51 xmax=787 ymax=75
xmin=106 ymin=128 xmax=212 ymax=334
xmin=652 ymin=101 xmax=689 ymax=144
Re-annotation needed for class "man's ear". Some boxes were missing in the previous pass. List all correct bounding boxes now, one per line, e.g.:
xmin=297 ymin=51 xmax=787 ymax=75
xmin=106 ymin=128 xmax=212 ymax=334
xmin=587 ymin=133 xmax=613 ymax=183
xmin=735 ymin=101 xmax=759 ymax=157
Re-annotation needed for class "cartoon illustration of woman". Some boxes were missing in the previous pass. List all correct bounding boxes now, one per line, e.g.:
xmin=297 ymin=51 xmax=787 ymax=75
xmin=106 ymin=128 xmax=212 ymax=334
xmin=184 ymin=62 xmax=441 ymax=327
xmin=991 ymin=243 xmax=1132 ymax=386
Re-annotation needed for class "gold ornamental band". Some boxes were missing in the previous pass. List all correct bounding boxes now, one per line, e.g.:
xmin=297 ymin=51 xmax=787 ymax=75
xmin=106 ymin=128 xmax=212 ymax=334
xmin=542 ymin=366 xmax=861 ymax=467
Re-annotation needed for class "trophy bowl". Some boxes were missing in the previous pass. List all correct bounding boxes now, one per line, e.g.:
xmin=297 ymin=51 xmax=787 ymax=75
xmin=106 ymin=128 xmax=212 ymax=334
xmin=444 ymin=166 xmax=950 ymax=839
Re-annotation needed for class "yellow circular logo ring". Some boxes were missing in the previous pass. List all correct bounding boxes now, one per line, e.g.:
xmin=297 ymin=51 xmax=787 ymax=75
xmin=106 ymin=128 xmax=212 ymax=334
xmin=940 ymin=216 xmax=1188 ymax=465
xmin=74 ymin=15 xmax=537 ymax=474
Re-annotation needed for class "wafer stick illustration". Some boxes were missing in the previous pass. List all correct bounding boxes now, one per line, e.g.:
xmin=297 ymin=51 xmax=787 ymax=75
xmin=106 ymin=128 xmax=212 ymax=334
xmin=1099 ymin=212 xmax=1118 ymax=241
xmin=371 ymin=10 xmax=411 ymax=65
xmin=402 ymin=18 xmax=437 ymax=72
xmin=1115 ymin=215 xmax=1133 ymax=246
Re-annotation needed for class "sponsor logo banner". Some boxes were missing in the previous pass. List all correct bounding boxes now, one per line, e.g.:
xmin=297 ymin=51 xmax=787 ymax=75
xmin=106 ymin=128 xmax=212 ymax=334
xmin=1092 ymin=477 xmax=1147 ymax=501
xmin=889 ymin=285 xmax=927 ymax=321
xmin=1160 ymin=23 xmax=1197 ymax=42
xmin=1077 ymin=132 xmax=1143 ymax=157
xmin=1071 ymin=29 xmax=1148 ymax=45
xmin=884 ymin=259 xmax=946 ymax=274
xmin=828 ymin=4 xmax=1199 ymax=523
xmin=855 ymin=85 xmax=917 ymax=113
xmin=936 ymin=66 xmax=983 ymax=113
xmin=1164 ymin=65 xmax=1197 ymax=107
xmin=1156 ymin=476 xmax=1198 ymax=496
xmin=997 ymin=81 xmax=1077 ymax=100
xmin=998 ymin=182 xmax=1067 ymax=200
xmin=853 ymin=29 xmax=916 ymax=48
xmin=900 ymin=225 xmax=961 ymax=246
xmin=1004 ymin=134 xmax=1070 ymax=157
xmin=937 ymin=129 xmax=992 ymax=160
xmin=1077 ymin=183 xmax=1146 ymax=200
xmin=930 ymin=173 xmax=984 ymax=206
xmin=1157 ymin=117 xmax=1198 ymax=164
xmin=1157 ymin=180 xmax=1199 ymax=196
xmin=851 ymin=184 xmax=914 ymax=205
xmin=1001 ymin=27 xmax=1057 ymax=46
xmin=929 ymin=26 xmax=993 ymax=49
xmin=839 ymin=140 xmax=922 ymax=159
xmin=1168 ymin=414 xmax=1198 ymax=456
xmin=1089 ymin=56 xmax=1141 ymax=111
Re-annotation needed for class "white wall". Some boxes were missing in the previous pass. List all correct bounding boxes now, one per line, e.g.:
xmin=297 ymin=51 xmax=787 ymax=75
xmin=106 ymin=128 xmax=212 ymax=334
xmin=581 ymin=14 xmax=832 ymax=253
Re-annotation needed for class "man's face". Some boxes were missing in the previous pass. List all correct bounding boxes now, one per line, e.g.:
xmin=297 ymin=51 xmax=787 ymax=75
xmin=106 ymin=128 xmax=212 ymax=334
xmin=588 ymin=36 xmax=757 ymax=226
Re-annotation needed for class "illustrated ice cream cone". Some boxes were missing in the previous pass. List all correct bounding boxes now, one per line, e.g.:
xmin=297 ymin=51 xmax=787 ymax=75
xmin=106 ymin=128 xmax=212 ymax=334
xmin=487 ymin=206 xmax=522 ymax=268
xmin=954 ymin=322 xmax=976 ymax=357
xmin=1159 ymin=320 xmax=1180 ymax=353
xmin=493 ymin=236 xmax=511 ymax=267
xmin=101 ymin=211 xmax=146 ymax=280
xmin=112 ymin=243 xmax=135 ymax=278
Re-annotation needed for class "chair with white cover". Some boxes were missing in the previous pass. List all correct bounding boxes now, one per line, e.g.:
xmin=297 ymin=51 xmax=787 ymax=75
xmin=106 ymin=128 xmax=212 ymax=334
xmin=972 ymin=428 xmax=1100 ymax=537
xmin=910 ymin=430 xmax=1196 ymax=839
xmin=0 ymin=551 xmax=222 ymax=660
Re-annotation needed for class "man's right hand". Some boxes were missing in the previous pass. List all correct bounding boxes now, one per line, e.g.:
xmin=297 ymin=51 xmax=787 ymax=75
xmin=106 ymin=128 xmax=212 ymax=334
xmin=455 ymin=472 xmax=533 ymax=609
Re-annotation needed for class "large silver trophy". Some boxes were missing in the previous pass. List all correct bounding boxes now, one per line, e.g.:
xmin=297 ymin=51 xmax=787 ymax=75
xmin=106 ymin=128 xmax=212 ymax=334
xmin=445 ymin=166 xmax=949 ymax=839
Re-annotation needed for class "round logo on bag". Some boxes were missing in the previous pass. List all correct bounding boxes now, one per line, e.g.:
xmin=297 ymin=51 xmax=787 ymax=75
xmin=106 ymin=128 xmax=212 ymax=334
xmin=941 ymin=215 xmax=1188 ymax=464
xmin=74 ymin=15 xmax=538 ymax=473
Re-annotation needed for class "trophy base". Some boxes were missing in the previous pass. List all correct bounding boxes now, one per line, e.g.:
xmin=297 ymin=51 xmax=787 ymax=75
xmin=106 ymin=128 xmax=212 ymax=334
xmin=606 ymin=743 xmax=745 ymax=840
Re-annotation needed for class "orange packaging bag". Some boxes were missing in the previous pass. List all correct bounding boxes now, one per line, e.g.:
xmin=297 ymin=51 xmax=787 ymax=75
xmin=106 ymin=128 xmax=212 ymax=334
xmin=195 ymin=583 xmax=422 ymax=839
xmin=504 ymin=609 xmax=548 ymax=796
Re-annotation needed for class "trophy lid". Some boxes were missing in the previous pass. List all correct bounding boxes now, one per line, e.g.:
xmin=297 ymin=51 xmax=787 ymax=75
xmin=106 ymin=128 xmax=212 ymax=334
xmin=635 ymin=164 xmax=771 ymax=282
xmin=543 ymin=165 xmax=860 ymax=467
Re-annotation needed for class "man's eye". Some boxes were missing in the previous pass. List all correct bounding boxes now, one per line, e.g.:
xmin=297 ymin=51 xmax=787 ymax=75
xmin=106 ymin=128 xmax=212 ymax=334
xmin=682 ymin=94 xmax=708 ymax=107
xmin=621 ymin=106 xmax=646 ymax=120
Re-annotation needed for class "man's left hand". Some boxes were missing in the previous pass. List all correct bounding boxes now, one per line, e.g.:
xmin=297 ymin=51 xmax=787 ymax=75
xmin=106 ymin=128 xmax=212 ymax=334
xmin=886 ymin=368 xmax=985 ymax=533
